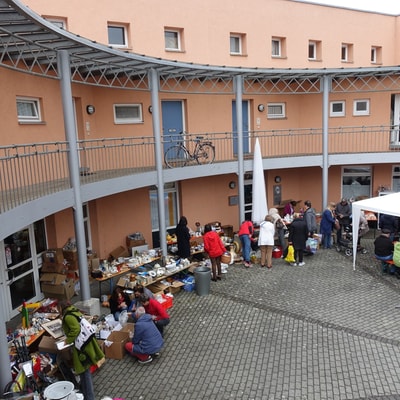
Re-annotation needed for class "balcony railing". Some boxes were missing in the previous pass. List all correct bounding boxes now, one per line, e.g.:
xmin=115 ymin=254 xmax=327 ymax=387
xmin=0 ymin=125 xmax=397 ymax=214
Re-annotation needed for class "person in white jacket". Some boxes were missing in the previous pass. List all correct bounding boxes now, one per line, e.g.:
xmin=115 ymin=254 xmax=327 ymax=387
xmin=258 ymin=215 xmax=275 ymax=268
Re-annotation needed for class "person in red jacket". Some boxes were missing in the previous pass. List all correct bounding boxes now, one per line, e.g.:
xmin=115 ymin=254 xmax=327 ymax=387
xmin=139 ymin=294 xmax=170 ymax=337
xmin=203 ymin=223 xmax=227 ymax=281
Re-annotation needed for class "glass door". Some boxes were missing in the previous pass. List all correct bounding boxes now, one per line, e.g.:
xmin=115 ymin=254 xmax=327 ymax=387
xmin=1 ymin=221 xmax=46 ymax=319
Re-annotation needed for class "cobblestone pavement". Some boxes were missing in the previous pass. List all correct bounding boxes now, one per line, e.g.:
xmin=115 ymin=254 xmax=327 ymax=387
xmin=91 ymin=233 xmax=400 ymax=400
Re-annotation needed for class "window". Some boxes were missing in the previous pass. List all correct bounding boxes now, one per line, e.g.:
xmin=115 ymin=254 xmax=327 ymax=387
xmin=330 ymin=101 xmax=345 ymax=117
xmin=45 ymin=18 xmax=66 ymax=29
xmin=113 ymin=104 xmax=143 ymax=124
xmin=267 ymin=103 xmax=286 ymax=119
xmin=341 ymin=43 xmax=353 ymax=62
xmin=392 ymin=166 xmax=400 ymax=192
xmin=164 ymin=29 xmax=183 ymax=51
xmin=353 ymin=99 xmax=370 ymax=116
xmin=230 ymin=33 xmax=246 ymax=55
xmin=308 ymin=40 xmax=321 ymax=61
xmin=271 ymin=37 xmax=286 ymax=58
xmin=16 ymin=97 xmax=41 ymax=122
xmin=371 ymin=46 xmax=382 ymax=64
xmin=342 ymin=166 xmax=371 ymax=200
xmin=108 ymin=24 xmax=127 ymax=47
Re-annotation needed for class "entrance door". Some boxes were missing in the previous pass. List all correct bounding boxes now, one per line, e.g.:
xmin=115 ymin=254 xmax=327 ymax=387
xmin=1 ymin=222 xmax=45 ymax=319
xmin=391 ymin=94 xmax=400 ymax=144
xmin=232 ymin=100 xmax=250 ymax=154
xmin=162 ymin=101 xmax=184 ymax=154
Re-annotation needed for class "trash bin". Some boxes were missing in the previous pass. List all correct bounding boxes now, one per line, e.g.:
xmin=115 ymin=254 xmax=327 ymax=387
xmin=194 ymin=266 xmax=211 ymax=296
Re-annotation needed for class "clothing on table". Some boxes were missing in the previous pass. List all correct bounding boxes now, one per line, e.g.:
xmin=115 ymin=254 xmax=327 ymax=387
xmin=203 ymin=229 xmax=226 ymax=279
xmin=62 ymin=305 xmax=105 ymax=400
xmin=283 ymin=201 xmax=296 ymax=217
xmin=258 ymin=219 xmax=275 ymax=268
xmin=238 ymin=220 xmax=254 ymax=265
xmin=288 ymin=216 xmax=308 ymax=264
xmin=125 ymin=313 xmax=164 ymax=361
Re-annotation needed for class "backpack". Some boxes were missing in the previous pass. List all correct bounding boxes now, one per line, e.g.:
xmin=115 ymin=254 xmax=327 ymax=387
xmin=66 ymin=312 xmax=96 ymax=351
xmin=393 ymin=242 xmax=400 ymax=267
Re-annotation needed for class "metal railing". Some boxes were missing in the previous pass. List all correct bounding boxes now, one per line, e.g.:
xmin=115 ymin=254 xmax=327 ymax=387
xmin=0 ymin=125 xmax=398 ymax=213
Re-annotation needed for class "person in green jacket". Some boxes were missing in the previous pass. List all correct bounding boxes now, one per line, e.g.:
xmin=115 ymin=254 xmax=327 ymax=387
xmin=61 ymin=303 xmax=104 ymax=400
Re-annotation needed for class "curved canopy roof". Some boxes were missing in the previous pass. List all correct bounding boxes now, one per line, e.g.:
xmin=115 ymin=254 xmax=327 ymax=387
xmin=1 ymin=0 xmax=400 ymax=93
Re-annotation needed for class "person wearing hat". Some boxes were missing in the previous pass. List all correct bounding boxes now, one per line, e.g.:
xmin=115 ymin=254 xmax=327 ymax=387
xmin=374 ymin=228 xmax=395 ymax=273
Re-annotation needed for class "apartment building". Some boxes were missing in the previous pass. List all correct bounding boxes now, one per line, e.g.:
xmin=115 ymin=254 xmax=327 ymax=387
xmin=1 ymin=0 xmax=400 ymax=329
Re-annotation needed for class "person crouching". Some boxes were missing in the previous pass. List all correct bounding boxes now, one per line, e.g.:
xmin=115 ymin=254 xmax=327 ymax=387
xmin=125 ymin=306 xmax=164 ymax=364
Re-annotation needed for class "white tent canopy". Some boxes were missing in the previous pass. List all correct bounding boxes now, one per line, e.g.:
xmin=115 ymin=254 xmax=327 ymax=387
xmin=351 ymin=192 xmax=400 ymax=268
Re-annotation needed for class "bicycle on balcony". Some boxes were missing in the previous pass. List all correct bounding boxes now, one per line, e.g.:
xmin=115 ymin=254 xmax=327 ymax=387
xmin=164 ymin=135 xmax=215 ymax=168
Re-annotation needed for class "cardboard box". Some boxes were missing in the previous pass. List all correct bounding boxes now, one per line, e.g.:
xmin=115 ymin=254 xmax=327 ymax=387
xmin=74 ymin=298 xmax=101 ymax=317
xmin=41 ymin=262 xmax=67 ymax=274
xmin=147 ymin=280 xmax=183 ymax=294
xmin=126 ymin=237 xmax=146 ymax=248
xmin=43 ymin=249 xmax=64 ymax=264
xmin=109 ymin=246 xmax=129 ymax=261
xmin=40 ymin=273 xmax=75 ymax=300
xmin=38 ymin=335 xmax=70 ymax=362
xmin=63 ymin=249 xmax=78 ymax=262
xmin=104 ymin=331 xmax=129 ymax=360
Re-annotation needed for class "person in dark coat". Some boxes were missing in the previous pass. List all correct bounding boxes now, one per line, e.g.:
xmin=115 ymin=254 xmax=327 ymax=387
xmin=125 ymin=307 xmax=164 ymax=364
xmin=288 ymin=213 xmax=308 ymax=266
xmin=175 ymin=216 xmax=191 ymax=259
xmin=335 ymin=198 xmax=351 ymax=244
xmin=320 ymin=202 xmax=336 ymax=249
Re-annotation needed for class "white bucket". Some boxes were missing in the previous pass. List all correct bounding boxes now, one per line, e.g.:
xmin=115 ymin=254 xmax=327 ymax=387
xmin=44 ymin=381 xmax=76 ymax=400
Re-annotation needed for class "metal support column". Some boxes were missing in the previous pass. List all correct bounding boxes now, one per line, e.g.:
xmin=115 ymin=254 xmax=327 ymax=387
xmin=321 ymin=76 xmax=331 ymax=211
xmin=58 ymin=50 xmax=91 ymax=301
xmin=235 ymin=75 xmax=245 ymax=224
xmin=149 ymin=69 xmax=167 ymax=256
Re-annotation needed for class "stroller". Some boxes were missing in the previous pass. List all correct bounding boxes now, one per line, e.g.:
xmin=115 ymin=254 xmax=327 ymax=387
xmin=335 ymin=224 xmax=368 ymax=256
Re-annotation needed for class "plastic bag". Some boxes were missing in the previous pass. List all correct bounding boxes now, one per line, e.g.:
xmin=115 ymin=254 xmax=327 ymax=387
xmin=306 ymin=238 xmax=318 ymax=254
xmin=284 ymin=245 xmax=295 ymax=263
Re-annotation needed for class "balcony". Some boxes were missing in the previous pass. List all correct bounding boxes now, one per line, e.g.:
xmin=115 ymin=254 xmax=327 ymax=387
xmin=0 ymin=125 xmax=398 ymax=216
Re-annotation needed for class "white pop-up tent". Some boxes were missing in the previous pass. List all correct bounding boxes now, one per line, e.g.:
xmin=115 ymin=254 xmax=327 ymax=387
xmin=351 ymin=192 xmax=400 ymax=269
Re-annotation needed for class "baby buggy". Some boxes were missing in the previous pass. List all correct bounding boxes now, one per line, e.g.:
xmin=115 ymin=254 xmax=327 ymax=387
xmin=335 ymin=224 xmax=368 ymax=256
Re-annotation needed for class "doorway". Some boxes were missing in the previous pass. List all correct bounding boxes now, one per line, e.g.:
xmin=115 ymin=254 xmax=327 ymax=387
xmin=161 ymin=100 xmax=184 ymax=155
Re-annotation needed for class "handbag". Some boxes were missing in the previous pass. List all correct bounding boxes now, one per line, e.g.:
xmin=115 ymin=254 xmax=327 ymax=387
xmin=306 ymin=238 xmax=318 ymax=254
xmin=334 ymin=219 xmax=340 ymax=230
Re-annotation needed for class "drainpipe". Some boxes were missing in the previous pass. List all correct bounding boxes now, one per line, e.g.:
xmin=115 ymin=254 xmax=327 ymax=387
xmin=322 ymin=75 xmax=331 ymax=211
xmin=58 ymin=50 xmax=91 ymax=301
xmin=235 ymin=75 xmax=245 ymax=223
xmin=149 ymin=69 xmax=167 ymax=256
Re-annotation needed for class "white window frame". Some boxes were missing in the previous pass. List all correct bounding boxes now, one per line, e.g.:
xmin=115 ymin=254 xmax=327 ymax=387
xmin=267 ymin=103 xmax=286 ymax=119
xmin=16 ymin=97 xmax=41 ymax=123
xmin=392 ymin=166 xmax=400 ymax=192
xmin=271 ymin=38 xmax=281 ymax=57
xmin=308 ymin=41 xmax=317 ymax=60
xmin=46 ymin=18 xmax=66 ymax=29
xmin=113 ymin=104 xmax=143 ymax=124
xmin=371 ymin=47 xmax=377 ymax=63
xmin=230 ymin=34 xmax=242 ymax=55
xmin=164 ymin=29 xmax=181 ymax=51
xmin=341 ymin=44 xmax=348 ymax=62
xmin=107 ymin=24 xmax=127 ymax=48
xmin=330 ymin=101 xmax=345 ymax=117
xmin=353 ymin=99 xmax=370 ymax=116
